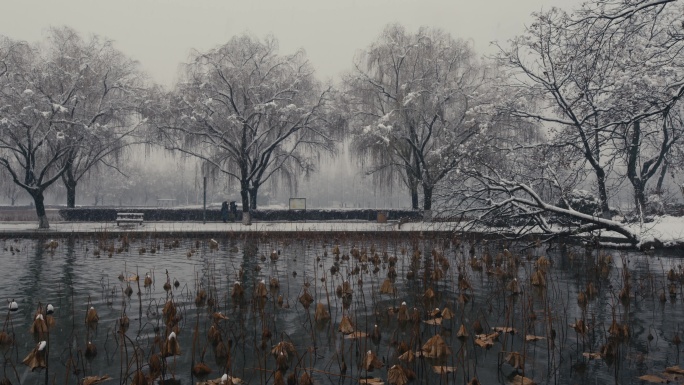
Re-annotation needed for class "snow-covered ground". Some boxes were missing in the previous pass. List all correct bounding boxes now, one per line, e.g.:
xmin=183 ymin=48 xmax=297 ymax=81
xmin=624 ymin=215 xmax=684 ymax=247
xmin=0 ymin=216 xmax=682 ymax=248
xmin=0 ymin=220 xmax=440 ymax=234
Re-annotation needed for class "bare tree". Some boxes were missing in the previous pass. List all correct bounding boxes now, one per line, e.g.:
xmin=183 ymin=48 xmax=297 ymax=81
xmin=0 ymin=28 xmax=147 ymax=227
xmin=150 ymin=34 xmax=341 ymax=220
xmin=0 ymin=36 xmax=74 ymax=227
xmin=496 ymin=0 xmax=684 ymax=216
xmin=343 ymin=24 xmax=487 ymax=211
xmin=40 ymin=27 xmax=148 ymax=208
xmin=438 ymin=0 xmax=684 ymax=248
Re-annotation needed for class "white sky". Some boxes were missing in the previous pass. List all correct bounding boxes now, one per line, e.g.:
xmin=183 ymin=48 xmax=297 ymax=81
xmin=2 ymin=0 xmax=578 ymax=87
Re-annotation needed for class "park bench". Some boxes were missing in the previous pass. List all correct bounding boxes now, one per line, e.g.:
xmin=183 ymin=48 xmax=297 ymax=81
xmin=116 ymin=212 xmax=144 ymax=226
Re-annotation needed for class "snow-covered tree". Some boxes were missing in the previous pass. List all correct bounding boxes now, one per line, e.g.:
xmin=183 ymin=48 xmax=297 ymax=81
xmin=343 ymin=24 xmax=488 ymax=210
xmin=439 ymin=0 xmax=684 ymax=248
xmin=496 ymin=0 xmax=684 ymax=216
xmin=150 ymin=34 xmax=341 ymax=219
xmin=0 ymin=28 xmax=147 ymax=227
xmin=0 ymin=35 xmax=75 ymax=227
xmin=43 ymin=27 xmax=149 ymax=208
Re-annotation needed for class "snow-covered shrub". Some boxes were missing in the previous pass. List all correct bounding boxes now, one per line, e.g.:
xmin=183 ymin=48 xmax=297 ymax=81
xmin=646 ymin=194 xmax=665 ymax=215
xmin=558 ymin=190 xmax=601 ymax=216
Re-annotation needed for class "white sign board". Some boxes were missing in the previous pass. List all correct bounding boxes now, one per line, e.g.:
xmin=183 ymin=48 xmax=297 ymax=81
xmin=289 ymin=198 xmax=306 ymax=210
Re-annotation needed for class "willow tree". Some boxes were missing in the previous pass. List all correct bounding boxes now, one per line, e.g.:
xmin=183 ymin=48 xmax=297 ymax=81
xmin=151 ymin=34 xmax=340 ymax=220
xmin=44 ymin=27 xmax=149 ymax=208
xmin=343 ymin=24 xmax=487 ymax=211
xmin=0 ymin=27 xmax=147 ymax=230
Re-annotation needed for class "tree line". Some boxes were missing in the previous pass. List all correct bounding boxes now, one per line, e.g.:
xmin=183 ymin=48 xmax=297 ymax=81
xmin=0 ymin=0 xmax=682 ymax=246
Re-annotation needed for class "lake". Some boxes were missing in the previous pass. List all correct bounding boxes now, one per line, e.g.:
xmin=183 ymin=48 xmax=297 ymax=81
xmin=1 ymin=233 xmax=683 ymax=385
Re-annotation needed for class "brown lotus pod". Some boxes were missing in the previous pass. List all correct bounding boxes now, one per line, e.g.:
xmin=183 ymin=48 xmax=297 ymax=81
xmin=208 ymin=325 xmax=222 ymax=346
xmin=371 ymin=324 xmax=381 ymax=345
xmin=586 ymin=282 xmax=598 ymax=299
xmin=298 ymin=289 xmax=313 ymax=309
xmin=362 ymin=350 xmax=384 ymax=371
xmin=572 ymin=319 xmax=588 ymax=334
xmin=410 ymin=307 xmax=421 ymax=324
xmin=505 ymin=352 xmax=524 ymax=370
xmin=271 ymin=341 xmax=296 ymax=358
xmin=161 ymin=300 xmax=176 ymax=322
xmin=82 ymin=375 xmax=113 ymax=385
xmin=341 ymin=281 xmax=353 ymax=296
xmin=530 ymin=270 xmax=546 ymax=287
xmin=144 ymin=274 xmax=153 ymax=288
xmin=379 ymin=278 xmax=396 ymax=295
xmin=231 ymin=281 xmax=244 ymax=299
xmin=131 ymin=370 xmax=146 ymax=385
xmin=300 ymin=371 xmax=313 ymax=385
xmin=262 ymin=327 xmax=272 ymax=341
xmin=30 ymin=314 xmax=48 ymax=336
xmin=269 ymin=277 xmax=280 ymax=289
xmin=0 ymin=331 xmax=12 ymax=346
xmin=473 ymin=319 xmax=484 ymax=334
xmin=577 ymin=291 xmax=588 ymax=307
xmin=212 ymin=312 xmax=229 ymax=322
xmin=536 ymin=256 xmax=550 ymax=269
xmin=85 ymin=341 xmax=97 ymax=359
xmin=149 ymin=353 xmax=162 ymax=379
xmin=507 ymin=279 xmax=520 ymax=294
xmin=119 ymin=315 xmax=130 ymax=332
xmin=85 ymin=306 xmax=99 ymax=326
xmin=274 ymin=371 xmax=285 ymax=385
xmin=45 ymin=314 xmax=55 ymax=329
xmin=255 ymin=280 xmax=268 ymax=298
xmin=397 ymin=302 xmax=409 ymax=322
xmin=314 ymin=303 xmax=330 ymax=322
xmin=277 ymin=295 xmax=284 ymax=307
xmin=338 ymin=315 xmax=354 ymax=335
xmin=388 ymin=364 xmax=409 ymax=385
xmin=457 ymin=324 xmax=469 ymax=339
xmin=431 ymin=267 xmax=444 ymax=281
xmin=192 ymin=362 xmax=212 ymax=376
xmin=276 ymin=351 xmax=289 ymax=371
xmin=424 ymin=287 xmax=436 ymax=300
xmin=163 ymin=331 xmax=181 ymax=357
xmin=215 ymin=340 xmax=229 ymax=359
xmin=196 ymin=288 xmax=208 ymax=306
xmin=422 ymin=334 xmax=452 ymax=358
xmin=22 ymin=341 xmax=47 ymax=371
xmin=441 ymin=307 xmax=454 ymax=320
xmin=397 ymin=349 xmax=415 ymax=362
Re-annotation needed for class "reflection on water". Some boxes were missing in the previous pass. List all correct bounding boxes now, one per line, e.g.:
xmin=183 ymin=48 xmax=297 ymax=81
xmin=0 ymin=234 xmax=683 ymax=385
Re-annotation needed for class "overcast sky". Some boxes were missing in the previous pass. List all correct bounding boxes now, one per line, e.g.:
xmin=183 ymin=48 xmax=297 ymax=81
xmin=2 ymin=0 xmax=580 ymax=87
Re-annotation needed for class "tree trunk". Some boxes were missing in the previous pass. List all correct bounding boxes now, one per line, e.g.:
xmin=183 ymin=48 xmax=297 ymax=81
xmin=633 ymin=180 xmax=646 ymax=215
xmin=62 ymin=164 xmax=78 ymax=208
xmin=656 ymin=159 xmax=668 ymax=195
xmin=65 ymin=180 xmax=77 ymax=208
xmin=595 ymin=167 xmax=610 ymax=216
xmin=240 ymin=186 xmax=250 ymax=212
xmin=240 ymin=186 xmax=252 ymax=226
xmin=30 ymin=190 xmax=49 ymax=229
xmin=422 ymin=185 xmax=433 ymax=211
xmin=249 ymin=187 xmax=258 ymax=210
xmin=407 ymin=172 xmax=419 ymax=209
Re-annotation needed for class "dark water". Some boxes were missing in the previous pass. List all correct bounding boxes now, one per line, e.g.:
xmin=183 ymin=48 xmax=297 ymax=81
xmin=1 ymin=234 xmax=683 ymax=385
